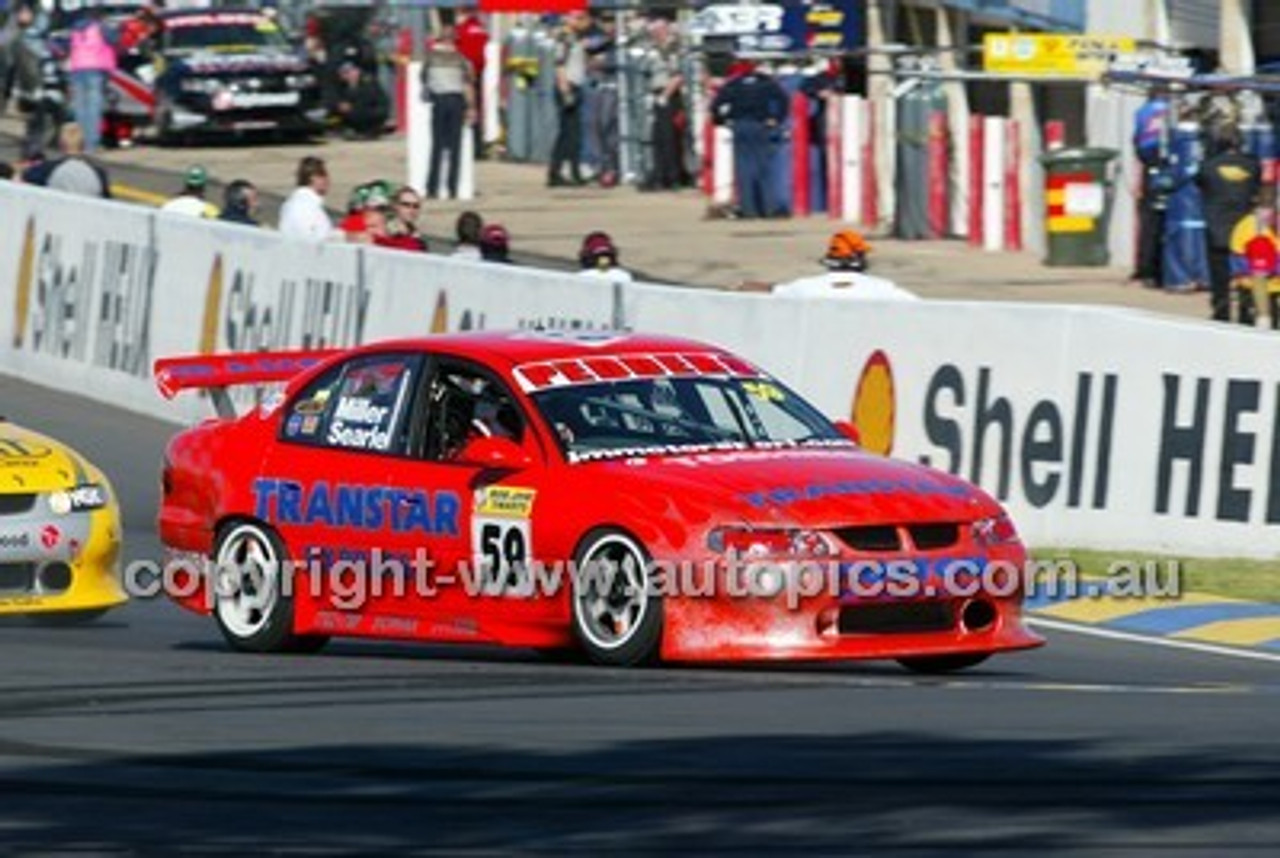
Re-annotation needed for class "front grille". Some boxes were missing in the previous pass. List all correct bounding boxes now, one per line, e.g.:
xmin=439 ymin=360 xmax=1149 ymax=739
xmin=0 ymin=562 xmax=36 ymax=593
xmin=909 ymin=523 xmax=960 ymax=551
xmin=834 ymin=525 xmax=901 ymax=552
xmin=0 ymin=493 xmax=37 ymax=516
xmin=837 ymin=601 xmax=955 ymax=635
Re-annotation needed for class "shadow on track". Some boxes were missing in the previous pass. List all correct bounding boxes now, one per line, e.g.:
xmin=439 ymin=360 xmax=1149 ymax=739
xmin=0 ymin=735 xmax=1277 ymax=854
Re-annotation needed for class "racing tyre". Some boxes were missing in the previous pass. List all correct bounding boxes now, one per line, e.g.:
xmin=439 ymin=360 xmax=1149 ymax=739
xmin=212 ymin=521 xmax=328 ymax=654
xmin=897 ymin=653 xmax=991 ymax=674
xmin=571 ymin=528 xmax=662 ymax=667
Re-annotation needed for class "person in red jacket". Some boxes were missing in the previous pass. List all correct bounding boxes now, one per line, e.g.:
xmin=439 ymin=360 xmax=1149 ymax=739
xmin=455 ymin=10 xmax=488 ymax=153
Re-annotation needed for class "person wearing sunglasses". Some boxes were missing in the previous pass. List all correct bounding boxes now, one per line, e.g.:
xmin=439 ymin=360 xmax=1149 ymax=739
xmin=384 ymin=186 xmax=429 ymax=251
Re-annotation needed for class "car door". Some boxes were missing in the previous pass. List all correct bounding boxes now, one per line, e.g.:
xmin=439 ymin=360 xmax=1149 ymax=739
xmin=374 ymin=355 xmax=560 ymax=647
xmin=256 ymin=351 xmax=426 ymax=632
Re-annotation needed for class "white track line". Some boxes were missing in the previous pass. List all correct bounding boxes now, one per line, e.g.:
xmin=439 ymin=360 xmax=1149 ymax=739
xmin=1029 ymin=616 xmax=1280 ymax=665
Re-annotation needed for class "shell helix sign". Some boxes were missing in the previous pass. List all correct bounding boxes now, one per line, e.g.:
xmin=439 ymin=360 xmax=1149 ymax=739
xmin=983 ymin=33 xmax=1136 ymax=78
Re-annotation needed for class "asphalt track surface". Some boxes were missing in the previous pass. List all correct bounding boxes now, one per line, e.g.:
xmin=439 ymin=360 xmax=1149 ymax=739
xmin=2 ymin=373 xmax=1279 ymax=856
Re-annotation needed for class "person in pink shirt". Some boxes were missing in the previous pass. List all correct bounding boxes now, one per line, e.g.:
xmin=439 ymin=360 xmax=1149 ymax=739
xmin=66 ymin=7 xmax=117 ymax=153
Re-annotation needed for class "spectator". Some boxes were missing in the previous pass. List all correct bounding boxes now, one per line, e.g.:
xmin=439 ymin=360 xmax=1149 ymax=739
xmin=0 ymin=3 xmax=20 ymax=115
xmin=645 ymin=16 xmax=687 ymax=191
xmin=10 ymin=2 xmax=54 ymax=160
xmin=548 ymin=12 xmax=588 ymax=187
xmin=711 ymin=62 xmax=790 ymax=219
xmin=66 ymin=5 xmax=117 ymax=154
xmin=118 ymin=1 xmax=162 ymax=54
xmin=21 ymin=123 xmax=110 ymax=197
xmin=160 ymin=165 xmax=219 ymax=218
xmin=455 ymin=9 xmax=489 ymax=155
xmin=333 ymin=60 xmax=389 ymax=139
xmin=338 ymin=184 xmax=373 ymax=238
xmin=584 ymin=13 xmax=620 ymax=187
xmin=1132 ymin=88 xmax=1172 ymax=288
xmin=421 ymin=22 xmax=475 ymax=200
xmin=219 ymin=179 xmax=260 ymax=226
xmin=771 ymin=230 xmax=919 ymax=301
xmin=577 ymin=230 xmax=632 ymax=284
xmin=1227 ymin=183 xmax=1279 ymax=327
xmin=387 ymin=186 xmax=428 ymax=251
xmin=452 ymin=210 xmax=483 ymax=259
xmin=1197 ymin=124 xmax=1261 ymax=322
xmin=279 ymin=155 xmax=340 ymax=241
xmin=479 ymin=223 xmax=511 ymax=263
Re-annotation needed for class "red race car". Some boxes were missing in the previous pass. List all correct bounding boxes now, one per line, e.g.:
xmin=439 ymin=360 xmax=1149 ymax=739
xmin=154 ymin=332 xmax=1043 ymax=671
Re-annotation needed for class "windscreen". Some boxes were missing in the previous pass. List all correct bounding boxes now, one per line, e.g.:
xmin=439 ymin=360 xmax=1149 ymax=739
xmin=531 ymin=375 xmax=847 ymax=461
xmin=166 ymin=15 xmax=291 ymax=52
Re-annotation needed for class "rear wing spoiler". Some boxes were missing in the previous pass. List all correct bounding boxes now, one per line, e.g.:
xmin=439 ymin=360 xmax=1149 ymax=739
xmin=154 ymin=350 xmax=342 ymax=419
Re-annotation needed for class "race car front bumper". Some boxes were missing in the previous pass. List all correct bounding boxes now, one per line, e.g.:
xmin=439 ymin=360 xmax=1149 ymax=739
xmin=659 ymin=544 xmax=1045 ymax=663
xmin=0 ymin=492 xmax=126 ymax=616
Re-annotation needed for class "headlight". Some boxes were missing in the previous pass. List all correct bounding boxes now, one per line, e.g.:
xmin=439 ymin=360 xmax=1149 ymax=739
xmin=48 ymin=484 xmax=110 ymax=515
xmin=707 ymin=526 xmax=835 ymax=558
xmin=971 ymin=514 xmax=1019 ymax=547
xmin=285 ymin=73 xmax=317 ymax=88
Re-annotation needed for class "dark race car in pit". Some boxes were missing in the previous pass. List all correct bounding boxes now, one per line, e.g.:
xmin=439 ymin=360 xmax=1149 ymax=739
xmin=149 ymin=8 xmax=324 ymax=143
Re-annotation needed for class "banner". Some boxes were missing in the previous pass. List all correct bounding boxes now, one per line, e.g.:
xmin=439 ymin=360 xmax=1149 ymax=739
xmin=983 ymin=33 xmax=1136 ymax=78
xmin=6 ymin=181 xmax=1280 ymax=557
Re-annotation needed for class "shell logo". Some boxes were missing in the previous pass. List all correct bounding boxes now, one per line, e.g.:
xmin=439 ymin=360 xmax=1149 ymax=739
xmin=430 ymin=290 xmax=449 ymax=334
xmin=13 ymin=217 xmax=35 ymax=349
xmin=851 ymin=350 xmax=895 ymax=456
xmin=199 ymin=253 xmax=224 ymax=354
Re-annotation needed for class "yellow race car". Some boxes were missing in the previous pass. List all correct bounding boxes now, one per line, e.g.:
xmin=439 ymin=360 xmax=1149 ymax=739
xmin=0 ymin=418 xmax=126 ymax=621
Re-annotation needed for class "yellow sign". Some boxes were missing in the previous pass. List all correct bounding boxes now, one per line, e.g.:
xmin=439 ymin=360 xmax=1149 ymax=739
xmin=983 ymin=33 xmax=1136 ymax=78
xmin=476 ymin=486 xmax=536 ymax=518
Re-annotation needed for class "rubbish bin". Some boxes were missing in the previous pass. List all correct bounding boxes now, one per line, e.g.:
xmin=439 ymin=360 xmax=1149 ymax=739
xmin=1040 ymin=147 xmax=1119 ymax=266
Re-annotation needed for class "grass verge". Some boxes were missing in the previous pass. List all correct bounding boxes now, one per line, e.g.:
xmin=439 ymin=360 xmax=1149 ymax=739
xmin=1033 ymin=548 xmax=1280 ymax=603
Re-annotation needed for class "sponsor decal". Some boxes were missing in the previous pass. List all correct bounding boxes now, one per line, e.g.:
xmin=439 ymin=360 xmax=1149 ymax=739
xmin=851 ymin=350 xmax=895 ymax=456
xmin=252 ymin=478 xmax=460 ymax=536
xmin=920 ymin=364 xmax=1117 ymax=510
xmin=741 ymin=380 xmax=785 ymax=402
xmin=199 ymin=253 xmax=223 ymax=354
xmin=48 ymin=485 xmax=107 ymax=514
xmin=0 ymin=532 xmax=31 ymax=549
xmin=1154 ymin=375 xmax=1280 ymax=523
xmin=200 ymin=255 xmax=369 ymax=354
xmin=475 ymin=486 xmax=536 ymax=518
xmin=16 ymin=224 xmax=156 ymax=378
xmin=429 ymin=290 xmax=449 ymax=334
xmin=514 ymin=352 xmax=758 ymax=393
xmin=743 ymin=478 xmax=971 ymax=509
xmin=12 ymin=216 xmax=34 ymax=349
xmin=471 ymin=487 xmax=536 ymax=595
xmin=0 ymin=439 xmax=53 ymax=461
xmin=214 ymin=91 xmax=300 ymax=111
xmin=40 ymin=525 xmax=60 ymax=550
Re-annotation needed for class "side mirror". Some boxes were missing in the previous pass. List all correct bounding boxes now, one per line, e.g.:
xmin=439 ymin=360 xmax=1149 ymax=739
xmin=832 ymin=420 xmax=861 ymax=445
xmin=457 ymin=436 xmax=533 ymax=470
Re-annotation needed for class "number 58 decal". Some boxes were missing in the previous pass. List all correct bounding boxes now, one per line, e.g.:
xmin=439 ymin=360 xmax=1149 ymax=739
xmin=471 ymin=486 xmax=537 ymax=596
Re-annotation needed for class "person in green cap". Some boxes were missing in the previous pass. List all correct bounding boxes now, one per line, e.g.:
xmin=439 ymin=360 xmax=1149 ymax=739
xmin=160 ymin=164 xmax=219 ymax=218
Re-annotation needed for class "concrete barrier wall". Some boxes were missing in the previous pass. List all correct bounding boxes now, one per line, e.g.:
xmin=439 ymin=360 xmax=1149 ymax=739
xmin=4 ymin=181 xmax=1278 ymax=557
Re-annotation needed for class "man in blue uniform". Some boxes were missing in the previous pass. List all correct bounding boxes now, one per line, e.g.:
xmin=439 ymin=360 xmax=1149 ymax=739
xmin=1132 ymin=89 xmax=1171 ymax=287
xmin=712 ymin=62 xmax=790 ymax=219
